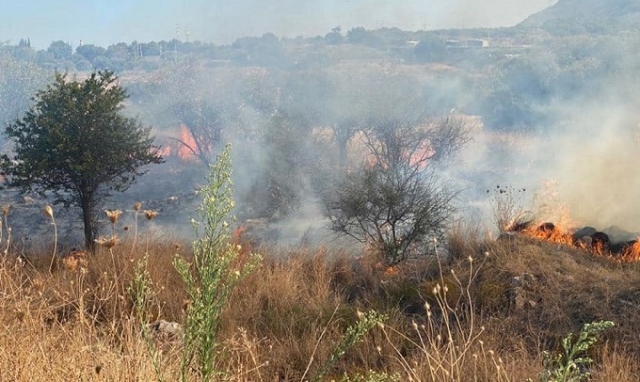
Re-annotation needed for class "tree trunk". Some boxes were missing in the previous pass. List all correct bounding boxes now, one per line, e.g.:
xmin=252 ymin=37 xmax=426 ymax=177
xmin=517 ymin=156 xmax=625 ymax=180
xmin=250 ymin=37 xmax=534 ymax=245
xmin=81 ymin=195 xmax=96 ymax=252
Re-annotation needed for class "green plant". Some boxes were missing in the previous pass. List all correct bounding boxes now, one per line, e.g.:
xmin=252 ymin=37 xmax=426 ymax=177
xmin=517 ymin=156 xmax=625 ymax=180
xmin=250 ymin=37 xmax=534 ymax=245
xmin=129 ymin=253 xmax=165 ymax=382
xmin=537 ymin=320 xmax=615 ymax=382
xmin=313 ymin=310 xmax=388 ymax=382
xmin=1 ymin=70 xmax=163 ymax=251
xmin=173 ymin=144 xmax=260 ymax=382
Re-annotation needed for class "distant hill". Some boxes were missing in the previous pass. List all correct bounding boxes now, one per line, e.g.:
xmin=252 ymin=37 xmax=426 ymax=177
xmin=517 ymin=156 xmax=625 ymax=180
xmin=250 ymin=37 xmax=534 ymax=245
xmin=519 ymin=0 xmax=640 ymax=34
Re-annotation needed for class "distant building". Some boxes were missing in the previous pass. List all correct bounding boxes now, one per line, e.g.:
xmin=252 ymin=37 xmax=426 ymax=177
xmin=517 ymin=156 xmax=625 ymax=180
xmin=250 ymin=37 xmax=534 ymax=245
xmin=445 ymin=39 xmax=489 ymax=49
xmin=467 ymin=38 xmax=489 ymax=48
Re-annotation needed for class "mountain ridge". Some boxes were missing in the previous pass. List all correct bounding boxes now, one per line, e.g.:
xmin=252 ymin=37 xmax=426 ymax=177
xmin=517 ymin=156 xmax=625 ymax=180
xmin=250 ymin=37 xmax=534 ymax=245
xmin=519 ymin=0 xmax=640 ymax=34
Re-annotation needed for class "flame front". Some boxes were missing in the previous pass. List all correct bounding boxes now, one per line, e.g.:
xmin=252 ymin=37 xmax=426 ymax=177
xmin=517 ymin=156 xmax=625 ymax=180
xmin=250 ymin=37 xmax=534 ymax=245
xmin=521 ymin=222 xmax=574 ymax=246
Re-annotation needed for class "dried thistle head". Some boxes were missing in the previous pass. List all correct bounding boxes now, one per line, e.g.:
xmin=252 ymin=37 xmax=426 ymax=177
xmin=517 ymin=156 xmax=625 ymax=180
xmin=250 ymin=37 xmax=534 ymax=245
xmin=2 ymin=204 xmax=9 ymax=216
xmin=134 ymin=202 xmax=142 ymax=212
xmin=95 ymin=236 xmax=120 ymax=249
xmin=144 ymin=210 xmax=158 ymax=221
xmin=44 ymin=205 xmax=54 ymax=219
xmin=105 ymin=209 xmax=123 ymax=224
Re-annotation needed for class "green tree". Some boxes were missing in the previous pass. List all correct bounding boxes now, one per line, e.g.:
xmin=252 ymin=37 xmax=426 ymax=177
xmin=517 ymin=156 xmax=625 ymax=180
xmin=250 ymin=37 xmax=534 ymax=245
xmin=2 ymin=70 xmax=163 ymax=250
xmin=414 ymin=37 xmax=447 ymax=63
xmin=47 ymin=40 xmax=73 ymax=60
xmin=75 ymin=44 xmax=106 ymax=65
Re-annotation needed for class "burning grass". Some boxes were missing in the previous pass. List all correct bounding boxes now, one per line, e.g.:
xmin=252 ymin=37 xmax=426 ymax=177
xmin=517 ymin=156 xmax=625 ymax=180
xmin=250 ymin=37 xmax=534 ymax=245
xmin=504 ymin=215 xmax=640 ymax=265
xmin=2 ymin=225 xmax=640 ymax=381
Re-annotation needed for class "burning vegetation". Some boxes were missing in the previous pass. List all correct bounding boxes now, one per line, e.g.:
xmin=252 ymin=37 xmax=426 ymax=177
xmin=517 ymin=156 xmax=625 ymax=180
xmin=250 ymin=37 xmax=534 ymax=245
xmin=506 ymin=218 xmax=640 ymax=262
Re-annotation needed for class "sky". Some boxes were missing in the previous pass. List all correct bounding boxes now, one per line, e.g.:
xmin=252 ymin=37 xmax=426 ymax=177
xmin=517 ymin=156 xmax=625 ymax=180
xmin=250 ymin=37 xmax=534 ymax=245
xmin=0 ymin=0 xmax=558 ymax=49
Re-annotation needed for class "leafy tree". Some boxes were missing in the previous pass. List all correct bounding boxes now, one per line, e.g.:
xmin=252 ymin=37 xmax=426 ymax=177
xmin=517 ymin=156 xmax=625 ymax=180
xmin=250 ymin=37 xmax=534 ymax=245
xmin=76 ymin=44 xmax=106 ymax=65
xmin=325 ymin=26 xmax=344 ymax=45
xmin=481 ymin=50 xmax=559 ymax=130
xmin=2 ymin=70 xmax=163 ymax=250
xmin=414 ymin=37 xmax=447 ymax=63
xmin=243 ymin=111 xmax=309 ymax=219
xmin=47 ymin=40 xmax=73 ymax=60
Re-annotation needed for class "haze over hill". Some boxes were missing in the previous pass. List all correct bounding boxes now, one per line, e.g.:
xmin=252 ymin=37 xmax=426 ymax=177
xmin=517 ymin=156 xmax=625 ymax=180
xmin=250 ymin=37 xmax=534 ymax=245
xmin=1 ymin=0 xmax=556 ymax=49
xmin=519 ymin=0 xmax=640 ymax=33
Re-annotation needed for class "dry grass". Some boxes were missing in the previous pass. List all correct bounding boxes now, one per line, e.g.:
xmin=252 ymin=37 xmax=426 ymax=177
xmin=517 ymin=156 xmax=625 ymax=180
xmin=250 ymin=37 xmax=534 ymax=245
xmin=2 ymin=224 xmax=640 ymax=381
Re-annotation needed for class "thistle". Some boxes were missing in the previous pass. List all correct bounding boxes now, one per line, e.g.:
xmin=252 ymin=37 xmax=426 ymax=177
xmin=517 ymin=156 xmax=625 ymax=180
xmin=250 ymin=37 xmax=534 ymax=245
xmin=95 ymin=235 xmax=120 ymax=249
xmin=142 ymin=210 xmax=158 ymax=254
xmin=105 ymin=209 xmax=123 ymax=224
xmin=105 ymin=209 xmax=123 ymax=237
xmin=144 ymin=210 xmax=158 ymax=221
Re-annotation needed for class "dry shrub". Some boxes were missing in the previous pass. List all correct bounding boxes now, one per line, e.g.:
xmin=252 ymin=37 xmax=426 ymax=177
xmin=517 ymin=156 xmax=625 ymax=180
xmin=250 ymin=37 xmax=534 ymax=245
xmin=222 ymin=246 xmax=349 ymax=380
xmin=3 ymin=223 xmax=640 ymax=381
xmin=590 ymin=345 xmax=640 ymax=382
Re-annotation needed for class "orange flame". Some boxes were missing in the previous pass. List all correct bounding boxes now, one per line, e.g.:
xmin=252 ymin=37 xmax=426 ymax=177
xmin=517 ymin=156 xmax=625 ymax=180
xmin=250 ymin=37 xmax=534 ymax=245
xmin=514 ymin=221 xmax=640 ymax=264
xmin=177 ymin=124 xmax=199 ymax=161
xmin=619 ymin=240 xmax=640 ymax=262
xmin=521 ymin=222 xmax=575 ymax=246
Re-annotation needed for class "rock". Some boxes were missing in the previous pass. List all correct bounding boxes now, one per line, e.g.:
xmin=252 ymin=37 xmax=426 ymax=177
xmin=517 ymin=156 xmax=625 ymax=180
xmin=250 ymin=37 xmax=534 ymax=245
xmin=148 ymin=320 xmax=182 ymax=338
xmin=511 ymin=273 xmax=537 ymax=311
xmin=573 ymin=226 xmax=597 ymax=241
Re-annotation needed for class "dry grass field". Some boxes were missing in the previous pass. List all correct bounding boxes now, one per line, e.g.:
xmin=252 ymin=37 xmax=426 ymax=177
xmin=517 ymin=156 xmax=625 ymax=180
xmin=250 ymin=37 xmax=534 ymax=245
xmin=1 ymin=222 xmax=640 ymax=381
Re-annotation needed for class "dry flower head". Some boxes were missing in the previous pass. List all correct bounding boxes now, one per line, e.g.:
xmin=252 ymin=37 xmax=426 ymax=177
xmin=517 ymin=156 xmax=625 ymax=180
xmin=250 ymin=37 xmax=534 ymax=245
xmin=134 ymin=202 xmax=142 ymax=211
xmin=95 ymin=236 xmax=120 ymax=249
xmin=44 ymin=205 xmax=54 ymax=219
xmin=144 ymin=210 xmax=158 ymax=221
xmin=105 ymin=209 xmax=123 ymax=224
xmin=62 ymin=250 xmax=88 ymax=272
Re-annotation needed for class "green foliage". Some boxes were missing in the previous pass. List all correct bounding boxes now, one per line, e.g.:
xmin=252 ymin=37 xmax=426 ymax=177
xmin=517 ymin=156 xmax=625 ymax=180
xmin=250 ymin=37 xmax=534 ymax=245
xmin=247 ymin=112 xmax=308 ymax=219
xmin=313 ymin=310 xmax=388 ymax=382
xmin=537 ymin=320 xmax=615 ymax=382
xmin=2 ymin=70 xmax=163 ymax=249
xmin=47 ymin=41 xmax=73 ymax=61
xmin=413 ymin=37 xmax=447 ymax=63
xmin=173 ymin=144 xmax=260 ymax=382
xmin=128 ymin=254 xmax=165 ymax=382
xmin=129 ymin=254 xmax=155 ymax=324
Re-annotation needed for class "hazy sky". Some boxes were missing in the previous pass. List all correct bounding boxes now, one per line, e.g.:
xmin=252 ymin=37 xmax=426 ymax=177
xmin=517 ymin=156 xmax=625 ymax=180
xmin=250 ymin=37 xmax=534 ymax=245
xmin=1 ymin=0 xmax=557 ymax=49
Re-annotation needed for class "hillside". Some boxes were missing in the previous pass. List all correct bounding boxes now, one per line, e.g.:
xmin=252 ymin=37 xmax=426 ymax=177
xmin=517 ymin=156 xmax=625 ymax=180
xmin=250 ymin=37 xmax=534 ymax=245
xmin=519 ymin=0 xmax=640 ymax=34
